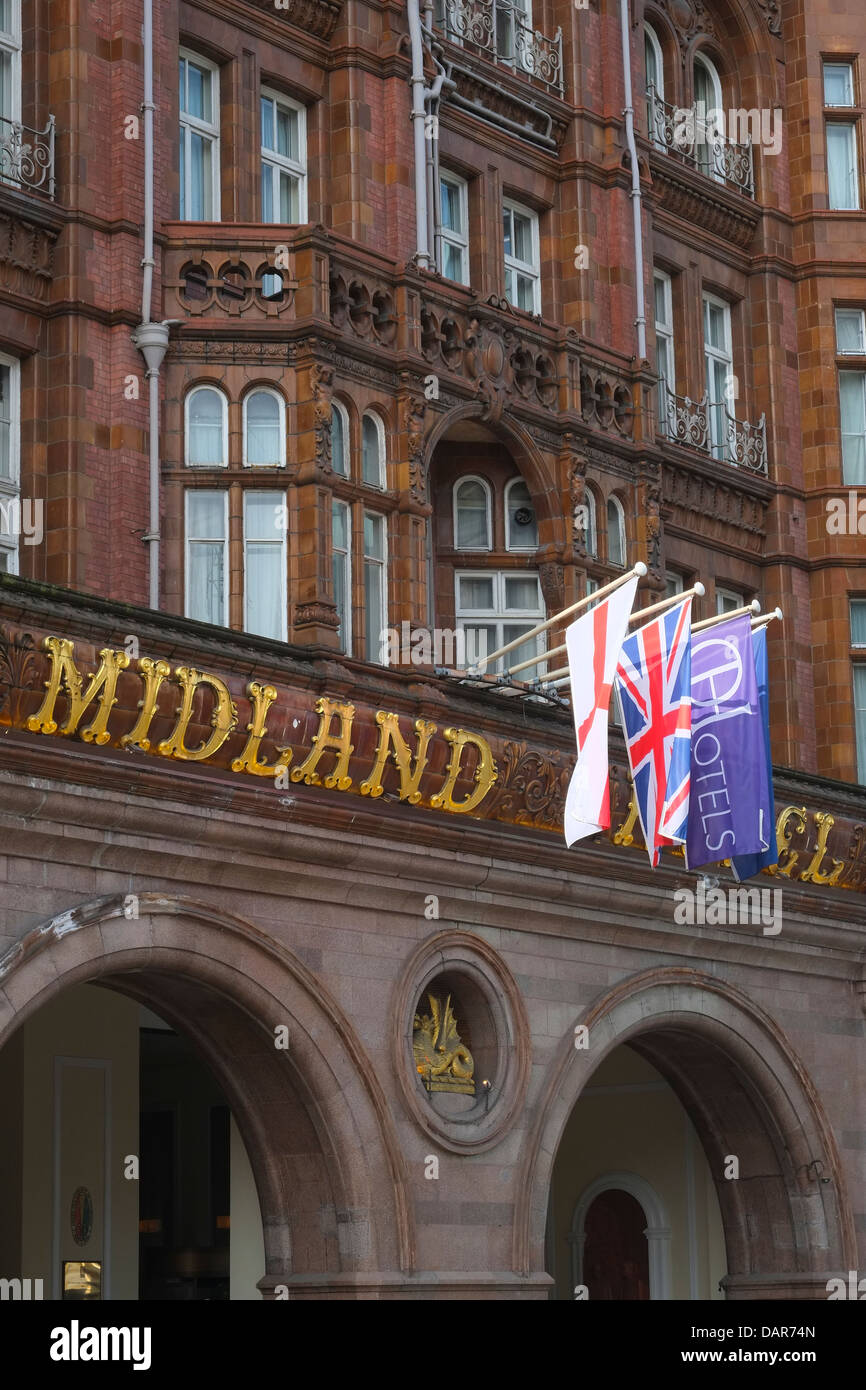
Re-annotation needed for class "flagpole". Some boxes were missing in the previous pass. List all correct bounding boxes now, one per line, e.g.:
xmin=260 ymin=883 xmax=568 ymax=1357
xmin=466 ymin=562 xmax=648 ymax=675
xmin=691 ymin=599 xmax=760 ymax=633
xmin=515 ymin=582 xmax=705 ymax=683
xmin=751 ymin=606 xmax=783 ymax=629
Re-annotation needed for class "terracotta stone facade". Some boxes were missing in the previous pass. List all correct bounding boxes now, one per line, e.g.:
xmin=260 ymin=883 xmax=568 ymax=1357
xmin=0 ymin=0 xmax=865 ymax=1299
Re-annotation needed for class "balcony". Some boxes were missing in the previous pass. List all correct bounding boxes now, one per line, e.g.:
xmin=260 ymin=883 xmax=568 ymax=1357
xmin=0 ymin=115 xmax=55 ymax=201
xmin=433 ymin=0 xmax=564 ymax=98
xmin=660 ymin=387 xmax=767 ymax=475
xmin=647 ymin=87 xmax=754 ymax=198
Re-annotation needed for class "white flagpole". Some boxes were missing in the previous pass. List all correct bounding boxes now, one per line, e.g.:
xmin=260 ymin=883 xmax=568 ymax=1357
xmin=691 ymin=599 xmax=761 ymax=633
xmin=751 ymin=606 xmax=783 ymax=629
xmin=544 ymin=583 xmax=705 ymax=689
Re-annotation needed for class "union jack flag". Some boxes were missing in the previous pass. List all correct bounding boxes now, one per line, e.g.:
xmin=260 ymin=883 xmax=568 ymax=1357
xmin=614 ymin=597 xmax=693 ymax=867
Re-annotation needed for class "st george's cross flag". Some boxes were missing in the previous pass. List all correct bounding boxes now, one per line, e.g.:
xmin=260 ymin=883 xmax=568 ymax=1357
xmin=564 ymin=575 xmax=639 ymax=846
xmin=615 ymin=596 xmax=693 ymax=866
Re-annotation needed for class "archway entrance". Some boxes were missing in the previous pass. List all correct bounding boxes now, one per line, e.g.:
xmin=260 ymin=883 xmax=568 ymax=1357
xmin=521 ymin=969 xmax=856 ymax=1300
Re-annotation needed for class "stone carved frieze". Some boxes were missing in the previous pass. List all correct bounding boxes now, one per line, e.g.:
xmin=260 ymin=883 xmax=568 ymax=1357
xmin=420 ymin=302 xmax=559 ymax=421
xmin=580 ymin=365 xmax=635 ymax=437
xmin=0 ymin=213 xmax=56 ymax=302
xmin=329 ymin=268 xmax=397 ymax=347
xmin=662 ymin=462 xmax=767 ymax=545
xmin=0 ymin=625 xmax=38 ymax=724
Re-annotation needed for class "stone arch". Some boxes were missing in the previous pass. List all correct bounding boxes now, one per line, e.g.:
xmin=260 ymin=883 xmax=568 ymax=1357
xmin=424 ymin=401 xmax=565 ymax=551
xmin=0 ymin=892 xmax=414 ymax=1294
xmin=515 ymin=967 xmax=856 ymax=1297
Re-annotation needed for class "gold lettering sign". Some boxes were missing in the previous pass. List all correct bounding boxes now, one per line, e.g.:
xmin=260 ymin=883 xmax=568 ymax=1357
xmin=360 ymin=712 xmax=436 ymax=803
xmin=158 ymin=667 xmax=238 ymax=762
xmin=27 ymin=638 xmax=129 ymax=746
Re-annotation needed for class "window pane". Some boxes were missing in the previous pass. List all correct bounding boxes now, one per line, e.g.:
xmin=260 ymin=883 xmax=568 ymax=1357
xmin=824 ymin=63 xmax=853 ymax=107
xmin=455 ymin=480 xmax=489 ymax=548
xmin=244 ymin=491 xmax=282 ymax=539
xmin=362 ymin=416 xmax=382 ymax=486
xmin=333 ymin=549 xmax=348 ymax=650
xmin=245 ymin=543 xmax=283 ymax=639
xmin=188 ymin=543 xmax=225 ymax=625
xmin=855 ymin=667 xmax=866 ymax=782
xmin=836 ymin=310 xmax=866 ymax=354
xmin=364 ymin=511 xmax=384 ymax=559
xmin=607 ymin=500 xmax=624 ymax=565
xmin=459 ymin=575 xmax=494 ymax=610
xmin=827 ymin=124 xmax=858 ymax=209
xmin=261 ymin=164 xmax=273 ymax=223
xmin=443 ymin=241 xmax=464 ymax=282
xmin=179 ymin=124 xmax=186 ymax=218
xmin=0 ymin=50 xmax=13 ymax=125
xmin=502 ymin=624 xmax=538 ymax=673
xmin=188 ymin=389 xmax=224 ymax=465
xmin=441 ymin=180 xmax=462 ymax=233
xmin=516 ymin=274 xmax=535 ymax=312
xmin=851 ymin=600 xmax=866 ymax=647
xmin=504 ymin=575 xmax=541 ymax=610
xmin=705 ymin=301 xmax=728 ymax=351
xmin=331 ymin=406 xmax=346 ymax=476
xmin=463 ymin=624 xmax=496 ymax=671
xmin=716 ymin=589 xmax=743 ymax=615
xmin=189 ymin=131 xmax=212 ymax=220
xmin=507 ymin=480 xmax=538 ymax=548
xmin=188 ymin=491 xmax=225 ymax=539
xmin=260 ymin=96 xmax=273 ymax=149
xmin=0 ymin=363 xmax=10 ymax=480
xmin=645 ymin=34 xmax=658 ymax=89
xmin=185 ymin=62 xmax=210 ymax=121
xmin=512 ymin=211 xmax=532 ymax=263
xmin=840 ymin=372 xmax=866 ymax=484
xmin=654 ymin=275 xmax=668 ymax=325
xmin=246 ymin=393 xmax=281 ymax=466
xmin=0 ymin=0 xmax=14 ymax=33
xmin=502 ymin=209 xmax=512 ymax=257
xmin=364 ymin=561 xmax=384 ymax=662
xmin=332 ymin=499 xmax=348 ymax=550
xmin=278 ymin=169 xmax=299 ymax=222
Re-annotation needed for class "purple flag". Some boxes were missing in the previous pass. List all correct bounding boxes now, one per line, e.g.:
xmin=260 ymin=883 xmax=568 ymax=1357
xmin=685 ymin=614 xmax=770 ymax=872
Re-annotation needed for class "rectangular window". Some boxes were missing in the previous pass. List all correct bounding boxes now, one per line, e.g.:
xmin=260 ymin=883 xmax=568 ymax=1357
xmin=826 ymin=123 xmax=860 ymax=210
xmin=850 ymin=599 xmax=866 ymax=647
xmin=185 ymin=490 xmax=228 ymax=626
xmin=0 ymin=0 xmax=21 ymax=126
xmin=503 ymin=200 xmax=540 ymax=314
xmin=665 ymin=571 xmax=684 ymax=598
xmin=824 ymin=61 xmax=855 ymax=108
xmin=836 ymin=308 xmax=866 ymax=354
xmin=440 ymin=173 xmax=469 ymax=285
xmin=363 ymin=511 xmax=387 ymax=664
xmin=0 ymin=355 xmax=20 ymax=575
xmin=716 ymin=586 xmax=744 ymax=616
xmin=654 ymin=270 xmax=674 ymax=436
xmin=243 ymin=491 xmax=286 ymax=641
xmin=840 ymin=371 xmax=866 ymax=483
xmin=332 ymin=499 xmax=351 ymax=654
xmin=495 ymin=0 xmax=531 ymax=67
xmin=455 ymin=570 xmax=545 ymax=676
xmin=703 ymin=294 xmax=733 ymax=461
xmin=260 ymin=89 xmax=306 ymax=224
xmin=179 ymin=52 xmax=219 ymax=221
xmin=855 ymin=665 xmax=866 ymax=782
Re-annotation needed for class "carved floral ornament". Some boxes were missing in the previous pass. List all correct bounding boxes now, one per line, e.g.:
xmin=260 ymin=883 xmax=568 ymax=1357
xmin=420 ymin=305 xmax=559 ymax=420
xmin=1 ymin=622 xmax=865 ymax=896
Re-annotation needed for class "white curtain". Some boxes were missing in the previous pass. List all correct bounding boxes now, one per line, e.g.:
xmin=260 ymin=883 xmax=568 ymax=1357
xmin=456 ymin=479 xmax=490 ymax=548
xmin=840 ymin=372 xmax=866 ymax=484
xmin=188 ymin=389 xmax=225 ymax=465
xmin=827 ymin=124 xmax=858 ymax=209
xmin=854 ymin=666 xmax=866 ymax=782
xmin=246 ymin=392 xmax=280 ymax=466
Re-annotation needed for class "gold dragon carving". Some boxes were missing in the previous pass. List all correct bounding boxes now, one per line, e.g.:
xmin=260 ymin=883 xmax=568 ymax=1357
xmin=413 ymin=992 xmax=475 ymax=1094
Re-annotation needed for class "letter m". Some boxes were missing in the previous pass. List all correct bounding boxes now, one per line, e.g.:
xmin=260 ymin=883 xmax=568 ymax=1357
xmin=0 ymin=1278 xmax=22 ymax=1299
xmin=27 ymin=637 xmax=130 ymax=745
xmin=730 ymin=887 xmax=761 ymax=923
xmin=730 ymin=108 xmax=762 ymax=146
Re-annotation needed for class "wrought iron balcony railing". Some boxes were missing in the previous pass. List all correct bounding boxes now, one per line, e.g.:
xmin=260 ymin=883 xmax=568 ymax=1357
xmin=434 ymin=0 xmax=564 ymax=97
xmin=660 ymin=386 xmax=767 ymax=475
xmin=647 ymin=87 xmax=754 ymax=198
xmin=0 ymin=114 xmax=55 ymax=200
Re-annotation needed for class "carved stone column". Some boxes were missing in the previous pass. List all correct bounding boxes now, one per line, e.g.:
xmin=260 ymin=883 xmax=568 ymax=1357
xmin=291 ymin=357 xmax=340 ymax=647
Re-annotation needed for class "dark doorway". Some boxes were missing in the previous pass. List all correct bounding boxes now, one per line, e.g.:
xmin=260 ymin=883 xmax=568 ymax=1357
xmin=583 ymin=1189 xmax=650 ymax=1301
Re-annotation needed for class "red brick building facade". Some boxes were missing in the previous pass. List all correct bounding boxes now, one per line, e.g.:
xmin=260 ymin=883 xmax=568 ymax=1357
xmin=0 ymin=0 xmax=864 ymax=1301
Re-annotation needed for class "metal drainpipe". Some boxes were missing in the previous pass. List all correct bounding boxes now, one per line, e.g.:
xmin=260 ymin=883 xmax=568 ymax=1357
xmin=407 ymin=0 xmax=431 ymax=268
xmin=132 ymin=0 xmax=174 ymax=610
xmin=619 ymin=0 xmax=647 ymax=360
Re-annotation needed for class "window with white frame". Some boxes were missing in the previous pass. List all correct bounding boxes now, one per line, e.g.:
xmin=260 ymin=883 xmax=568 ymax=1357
xmin=260 ymin=89 xmax=306 ymax=224
xmin=331 ymin=401 xmax=349 ymax=477
xmin=185 ymin=386 xmax=228 ymax=467
xmin=703 ymin=294 xmax=733 ymax=460
xmin=440 ymin=173 xmax=469 ymax=285
xmin=453 ymin=476 xmax=492 ymax=550
xmin=244 ymin=491 xmax=286 ymax=640
xmin=644 ymin=23 xmax=664 ymax=146
xmin=607 ymin=496 xmax=626 ymax=567
xmin=361 ymin=412 xmax=386 ymax=488
xmin=185 ymin=490 xmax=228 ymax=626
xmin=850 ymin=598 xmax=866 ymax=647
xmin=495 ymin=0 xmax=531 ymax=67
xmin=332 ymin=499 xmax=351 ymax=653
xmin=823 ymin=66 xmax=860 ymax=209
xmin=694 ymin=53 xmax=724 ymax=182
xmin=716 ymin=585 xmax=744 ymax=615
xmin=586 ymin=576 xmax=599 ymax=597
xmin=665 ymin=571 xmax=684 ymax=598
xmin=837 ymin=308 xmax=866 ymax=354
xmin=584 ymin=488 xmax=597 ymax=558
xmin=363 ymin=511 xmax=387 ymax=662
xmin=0 ymin=354 xmax=20 ymax=574
xmin=243 ymin=389 xmax=285 ymax=468
xmin=502 ymin=200 xmax=540 ymax=314
xmin=825 ymin=61 xmax=855 ymax=107
xmin=505 ymin=477 xmax=538 ymax=550
xmin=654 ymin=270 xmax=675 ymax=436
xmin=455 ymin=570 xmax=545 ymax=676
xmin=0 ymin=0 xmax=21 ymax=126
xmin=179 ymin=52 xmax=220 ymax=221
xmin=854 ymin=664 xmax=866 ymax=782
xmin=840 ymin=371 xmax=866 ymax=483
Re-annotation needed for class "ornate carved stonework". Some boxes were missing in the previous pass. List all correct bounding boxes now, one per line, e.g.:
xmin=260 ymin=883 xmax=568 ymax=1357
xmin=421 ymin=302 xmax=560 ymax=422
xmin=310 ymin=361 xmax=335 ymax=475
xmin=539 ymin=563 xmax=565 ymax=613
xmin=580 ymin=363 xmax=635 ymax=437
xmin=662 ymin=462 xmax=768 ymax=549
xmin=399 ymin=380 xmax=427 ymax=505
xmin=654 ymin=0 xmax=719 ymax=62
xmin=446 ymin=62 xmax=569 ymax=151
xmin=170 ymin=339 xmax=297 ymax=365
xmin=330 ymin=267 xmax=397 ymax=347
xmin=246 ymin=0 xmax=343 ymax=40
xmin=568 ymin=446 xmax=588 ymax=557
xmin=0 ymin=213 xmax=56 ymax=301
xmin=643 ymin=473 xmax=663 ymax=574
xmin=413 ymin=993 xmax=474 ymax=1094
xmin=486 ymin=739 xmax=569 ymax=832
xmin=755 ymin=0 xmax=781 ymax=37
xmin=650 ymin=158 xmax=760 ymax=247
xmin=0 ymin=625 xmax=38 ymax=723
xmin=294 ymin=600 xmax=340 ymax=629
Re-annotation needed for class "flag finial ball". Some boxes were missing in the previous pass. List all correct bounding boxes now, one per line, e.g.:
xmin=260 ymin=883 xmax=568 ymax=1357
xmin=750 ymin=599 xmax=761 ymax=614
xmin=633 ymin=561 xmax=648 ymax=578
xmin=775 ymin=607 xmax=783 ymax=620
xmin=694 ymin=581 xmax=706 ymax=598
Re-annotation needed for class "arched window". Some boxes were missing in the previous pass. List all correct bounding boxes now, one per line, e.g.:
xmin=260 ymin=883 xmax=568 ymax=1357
xmin=331 ymin=401 xmax=349 ymax=477
xmin=607 ymin=496 xmax=626 ymax=567
xmin=505 ymin=478 xmax=538 ymax=550
xmin=243 ymin=388 xmax=285 ymax=467
xmin=694 ymin=53 xmax=724 ymax=181
xmin=185 ymin=386 xmax=228 ymax=467
xmin=584 ymin=488 xmax=598 ymax=558
xmin=644 ymin=23 xmax=664 ymax=147
xmin=362 ymin=411 xmax=386 ymax=488
xmin=453 ymin=476 xmax=492 ymax=550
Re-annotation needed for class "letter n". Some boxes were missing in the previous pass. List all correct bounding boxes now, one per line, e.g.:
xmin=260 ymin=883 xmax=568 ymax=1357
xmin=359 ymin=711 xmax=437 ymax=803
